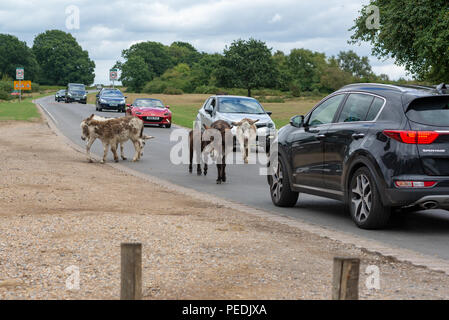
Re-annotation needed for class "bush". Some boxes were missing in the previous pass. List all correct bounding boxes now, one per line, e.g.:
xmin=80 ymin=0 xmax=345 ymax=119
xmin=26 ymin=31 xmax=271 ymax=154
xmin=163 ymin=87 xmax=184 ymax=95
xmin=194 ymin=85 xmax=220 ymax=94
xmin=143 ymin=80 xmax=167 ymax=94
xmin=290 ymin=83 xmax=301 ymax=97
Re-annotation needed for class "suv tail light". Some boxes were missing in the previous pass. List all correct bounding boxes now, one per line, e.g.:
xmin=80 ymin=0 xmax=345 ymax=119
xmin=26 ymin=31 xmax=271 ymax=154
xmin=395 ymin=181 xmax=437 ymax=188
xmin=383 ymin=130 xmax=440 ymax=144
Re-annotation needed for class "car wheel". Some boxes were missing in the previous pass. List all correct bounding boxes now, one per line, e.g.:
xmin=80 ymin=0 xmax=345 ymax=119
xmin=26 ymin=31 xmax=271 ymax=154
xmin=349 ymin=167 xmax=390 ymax=229
xmin=269 ymin=155 xmax=299 ymax=207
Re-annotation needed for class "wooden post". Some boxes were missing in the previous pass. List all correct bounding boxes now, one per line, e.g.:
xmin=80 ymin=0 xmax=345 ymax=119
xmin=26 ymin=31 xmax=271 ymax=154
xmin=332 ymin=257 xmax=360 ymax=300
xmin=120 ymin=243 xmax=142 ymax=300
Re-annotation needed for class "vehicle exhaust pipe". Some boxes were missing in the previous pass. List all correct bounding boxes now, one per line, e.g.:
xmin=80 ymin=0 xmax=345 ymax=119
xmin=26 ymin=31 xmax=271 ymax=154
xmin=420 ymin=201 xmax=438 ymax=210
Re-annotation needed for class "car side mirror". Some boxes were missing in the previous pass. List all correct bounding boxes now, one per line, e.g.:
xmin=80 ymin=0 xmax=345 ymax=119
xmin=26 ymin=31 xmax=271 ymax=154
xmin=205 ymin=106 xmax=213 ymax=114
xmin=165 ymin=105 xmax=170 ymax=109
xmin=126 ymin=104 xmax=131 ymax=108
xmin=266 ymin=111 xmax=272 ymax=116
xmin=290 ymin=115 xmax=304 ymax=128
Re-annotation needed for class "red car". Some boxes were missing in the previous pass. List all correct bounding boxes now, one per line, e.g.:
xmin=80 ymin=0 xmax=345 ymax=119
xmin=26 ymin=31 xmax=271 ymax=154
xmin=126 ymin=98 xmax=172 ymax=128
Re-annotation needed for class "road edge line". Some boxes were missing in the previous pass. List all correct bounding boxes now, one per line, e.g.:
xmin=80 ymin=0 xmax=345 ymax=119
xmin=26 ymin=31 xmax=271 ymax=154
xmin=34 ymin=98 xmax=449 ymax=276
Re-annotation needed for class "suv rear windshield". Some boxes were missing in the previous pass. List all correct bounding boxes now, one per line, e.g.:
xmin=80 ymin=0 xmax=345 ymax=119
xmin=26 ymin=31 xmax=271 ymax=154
xmin=406 ymin=96 xmax=449 ymax=127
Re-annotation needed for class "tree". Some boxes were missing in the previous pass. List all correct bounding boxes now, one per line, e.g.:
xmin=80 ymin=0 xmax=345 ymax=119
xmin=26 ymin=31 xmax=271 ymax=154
xmin=350 ymin=0 xmax=449 ymax=82
xmin=319 ymin=58 xmax=354 ymax=92
xmin=336 ymin=50 xmax=373 ymax=79
xmin=287 ymin=49 xmax=327 ymax=92
xmin=0 ymin=34 xmax=39 ymax=81
xmin=190 ymin=53 xmax=222 ymax=88
xmin=32 ymin=30 xmax=95 ymax=85
xmin=118 ymin=56 xmax=152 ymax=93
xmin=119 ymin=41 xmax=173 ymax=80
xmin=216 ymin=39 xmax=277 ymax=96
xmin=272 ymin=50 xmax=292 ymax=91
xmin=168 ymin=41 xmax=201 ymax=66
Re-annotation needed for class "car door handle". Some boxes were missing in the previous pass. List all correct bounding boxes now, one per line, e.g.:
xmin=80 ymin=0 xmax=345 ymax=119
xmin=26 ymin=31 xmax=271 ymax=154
xmin=308 ymin=128 xmax=320 ymax=133
xmin=352 ymin=133 xmax=365 ymax=140
xmin=316 ymin=134 xmax=326 ymax=140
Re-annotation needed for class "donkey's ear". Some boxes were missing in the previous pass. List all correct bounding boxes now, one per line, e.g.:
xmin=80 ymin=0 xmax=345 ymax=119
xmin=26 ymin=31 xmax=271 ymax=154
xmin=251 ymin=119 xmax=260 ymax=124
xmin=88 ymin=114 xmax=95 ymax=121
xmin=203 ymin=124 xmax=210 ymax=130
xmin=231 ymin=121 xmax=242 ymax=126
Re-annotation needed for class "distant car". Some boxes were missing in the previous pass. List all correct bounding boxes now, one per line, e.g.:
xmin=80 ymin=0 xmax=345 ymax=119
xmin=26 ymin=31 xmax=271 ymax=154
xmin=126 ymin=98 xmax=172 ymax=128
xmin=55 ymin=89 xmax=66 ymax=102
xmin=96 ymin=88 xmax=126 ymax=112
xmin=268 ymin=83 xmax=449 ymax=230
xmin=195 ymin=95 xmax=275 ymax=149
xmin=96 ymin=84 xmax=102 ymax=90
xmin=65 ymin=83 xmax=86 ymax=104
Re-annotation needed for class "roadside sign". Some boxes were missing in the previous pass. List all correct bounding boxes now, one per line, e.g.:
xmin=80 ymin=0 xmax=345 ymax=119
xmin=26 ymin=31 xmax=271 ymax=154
xmin=14 ymin=81 xmax=32 ymax=91
xmin=11 ymin=91 xmax=20 ymax=96
xmin=16 ymin=67 xmax=24 ymax=80
xmin=109 ymin=69 xmax=118 ymax=81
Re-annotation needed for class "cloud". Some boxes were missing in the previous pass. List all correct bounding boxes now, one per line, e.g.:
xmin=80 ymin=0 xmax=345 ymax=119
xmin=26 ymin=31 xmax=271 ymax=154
xmin=0 ymin=0 xmax=410 ymax=83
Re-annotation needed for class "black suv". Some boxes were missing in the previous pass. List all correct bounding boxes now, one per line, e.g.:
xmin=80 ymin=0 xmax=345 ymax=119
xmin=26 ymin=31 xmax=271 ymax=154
xmin=65 ymin=83 xmax=87 ymax=104
xmin=268 ymin=83 xmax=449 ymax=229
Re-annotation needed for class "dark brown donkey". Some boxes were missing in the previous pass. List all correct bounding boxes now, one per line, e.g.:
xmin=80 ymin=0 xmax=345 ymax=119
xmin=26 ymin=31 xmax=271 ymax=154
xmin=189 ymin=120 xmax=232 ymax=184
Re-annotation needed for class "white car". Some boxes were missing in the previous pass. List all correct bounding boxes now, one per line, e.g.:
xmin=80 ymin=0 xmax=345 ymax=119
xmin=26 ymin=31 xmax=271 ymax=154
xmin=195 ymin=95 xmax=276 ymax=150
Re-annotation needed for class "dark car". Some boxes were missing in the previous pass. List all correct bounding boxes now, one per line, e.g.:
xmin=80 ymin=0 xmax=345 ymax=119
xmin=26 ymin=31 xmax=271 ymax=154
xmin=65 ymin=83 xmax=87 ymax=104
xmin=126 ymin=98 xmax=172 ymax=128
xmin=96 ymin=89 xmax=126 ymax=112
xmin=55 ymin=89 xmax=66 ymax=102
xmin=268 ymin=83 xmax=449 ymax=229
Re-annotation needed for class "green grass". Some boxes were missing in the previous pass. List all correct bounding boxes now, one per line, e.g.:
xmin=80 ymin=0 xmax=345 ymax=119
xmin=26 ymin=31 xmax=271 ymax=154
xmin=0 ymin=97 xmax=41 ymax=121
xmin=169 ymin=104 xmax=202 ymax=128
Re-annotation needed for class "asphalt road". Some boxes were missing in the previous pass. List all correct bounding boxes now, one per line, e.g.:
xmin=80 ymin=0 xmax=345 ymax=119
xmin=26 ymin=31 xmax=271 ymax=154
xmin=37 ymin=95 xmax=449 ymax=261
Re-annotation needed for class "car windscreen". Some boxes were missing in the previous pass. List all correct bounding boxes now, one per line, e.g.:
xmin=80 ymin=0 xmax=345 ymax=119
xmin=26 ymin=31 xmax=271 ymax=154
xmin=102 ymin=90 xmax=123 ymax=97
xmin=406 ymin=96 xmax=449 ymax=127
xmin=134 ymin=99 xmax=164 ymax=108
xmin=69 ymin=84 xmax=85 ymax=91
xmin=218 ymin=98 xmax=265 ymax=114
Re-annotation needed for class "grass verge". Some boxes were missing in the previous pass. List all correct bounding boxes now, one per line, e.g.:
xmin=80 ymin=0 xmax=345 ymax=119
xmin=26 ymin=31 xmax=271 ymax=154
xmin=0 ymin=98 xmax=41 ymax=121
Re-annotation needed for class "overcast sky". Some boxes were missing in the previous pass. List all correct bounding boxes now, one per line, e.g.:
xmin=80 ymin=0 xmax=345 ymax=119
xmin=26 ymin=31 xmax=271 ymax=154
xmin=0 ymin=0 xmax=411 ymax=84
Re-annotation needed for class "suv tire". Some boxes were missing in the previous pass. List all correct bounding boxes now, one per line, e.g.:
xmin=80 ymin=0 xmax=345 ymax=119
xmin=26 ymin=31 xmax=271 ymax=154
xmin=349 ymin=167 xmax=390 ymax=229
xmin=269 ymin=155 xmax=299 ymax=207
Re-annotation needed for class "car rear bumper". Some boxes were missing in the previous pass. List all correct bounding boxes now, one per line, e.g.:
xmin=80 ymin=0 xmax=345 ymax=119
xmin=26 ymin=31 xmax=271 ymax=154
xmin=384 ymin=185 xmax=449 ymax=210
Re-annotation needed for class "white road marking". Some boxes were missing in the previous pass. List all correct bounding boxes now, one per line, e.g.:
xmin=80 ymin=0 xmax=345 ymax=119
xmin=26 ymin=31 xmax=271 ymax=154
xmin=39 ymin=103 xmax=58 ymax=125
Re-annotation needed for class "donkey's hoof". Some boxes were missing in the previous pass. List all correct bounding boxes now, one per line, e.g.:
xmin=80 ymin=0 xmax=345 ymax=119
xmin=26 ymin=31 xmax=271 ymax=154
xmin=216 ymin=179 xmax=222 ymax=184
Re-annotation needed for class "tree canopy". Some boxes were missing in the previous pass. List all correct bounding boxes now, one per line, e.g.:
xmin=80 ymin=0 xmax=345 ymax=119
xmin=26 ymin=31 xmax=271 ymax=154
xmin=32 ymin=30 xmax=95 ymax=85
xmin=215 ymin=39 xmax=277 ymax=96
xmin=0 ymin=34 xmax=39 ymax=81
xmin=350 ymin=0 xmax=449 ymax=82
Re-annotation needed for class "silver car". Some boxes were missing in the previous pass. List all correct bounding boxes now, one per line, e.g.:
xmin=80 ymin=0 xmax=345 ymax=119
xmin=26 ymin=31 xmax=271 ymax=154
xmin=195 ymin=95 xmax=276 ymax=149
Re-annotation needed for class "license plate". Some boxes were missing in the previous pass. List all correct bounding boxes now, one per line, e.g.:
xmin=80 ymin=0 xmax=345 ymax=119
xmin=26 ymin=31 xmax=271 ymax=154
xmin=110 ymin=103 xmax=118 ymax=107
xmin=146 ymin=116 xmax=159 ymax=120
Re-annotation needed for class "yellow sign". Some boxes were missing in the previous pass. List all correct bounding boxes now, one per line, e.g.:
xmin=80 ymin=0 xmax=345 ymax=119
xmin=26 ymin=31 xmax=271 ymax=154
xmin=14 ymin=81 xmax=32 ymax=91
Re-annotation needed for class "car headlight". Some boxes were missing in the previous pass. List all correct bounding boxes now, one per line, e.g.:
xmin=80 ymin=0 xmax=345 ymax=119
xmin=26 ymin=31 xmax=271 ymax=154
xmin=100 ymin=98 xmax=106 ymax=103
xmin=164 ymin=113 xmax=169 ymax=116
xmin=267 ymin=122 xmax=274 ymax=128
xmin=68 ymin=93 xmax=72 ymax=97
xmin=135 ymin=112 xmax=142 ymax=115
